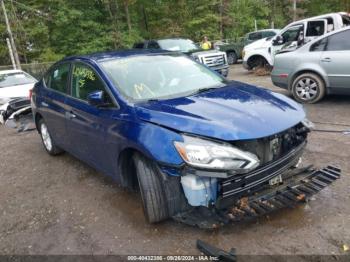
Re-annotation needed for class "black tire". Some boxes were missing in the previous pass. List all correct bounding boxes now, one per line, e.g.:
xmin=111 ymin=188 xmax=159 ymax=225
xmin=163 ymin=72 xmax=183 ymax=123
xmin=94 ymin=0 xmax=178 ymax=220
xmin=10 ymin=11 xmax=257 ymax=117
xmin=291 ymin=73 xmax=325 ymax=104
xmin=227 ymin=52 xmax=238 ymax=65
xmin=133 ymin=153 xmax=169 ymax=223
xmin=249 ymin=56 xmax=269 ymax=69
xmin=38 ymin=118 xmax=63 ymax=155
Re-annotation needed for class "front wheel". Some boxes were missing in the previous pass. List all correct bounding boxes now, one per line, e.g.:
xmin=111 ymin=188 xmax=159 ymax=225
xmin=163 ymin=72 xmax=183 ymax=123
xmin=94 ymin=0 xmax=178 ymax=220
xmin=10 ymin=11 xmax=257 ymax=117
xmin=227 ymin=52 xmax=238 ymax=65
xmin=291 ymin=73 xmax=325 ymax=103
xmin=133 ymin=153 xmax=169 ymax=223
xmin=38 ymin=118 xmax=63 ymax=155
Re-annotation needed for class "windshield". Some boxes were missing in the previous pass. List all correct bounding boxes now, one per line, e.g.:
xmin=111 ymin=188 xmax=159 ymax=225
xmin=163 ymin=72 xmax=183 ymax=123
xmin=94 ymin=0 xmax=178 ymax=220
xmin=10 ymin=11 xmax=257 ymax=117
xmin=157 ymin=39 xmax=200 ymax=52
xmin=0 ymin=72 xmax=36 ymax=88
xmin=100 ymin=54 xmax=226 ymax=101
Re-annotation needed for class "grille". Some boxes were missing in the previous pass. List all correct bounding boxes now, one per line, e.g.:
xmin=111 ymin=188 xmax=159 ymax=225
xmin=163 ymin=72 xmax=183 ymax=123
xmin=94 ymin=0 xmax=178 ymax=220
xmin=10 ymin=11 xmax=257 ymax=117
xmin=201 ymin=54 xmax=226 ymax=67
xmin=217 ymin=124 xmax=309 ymax=206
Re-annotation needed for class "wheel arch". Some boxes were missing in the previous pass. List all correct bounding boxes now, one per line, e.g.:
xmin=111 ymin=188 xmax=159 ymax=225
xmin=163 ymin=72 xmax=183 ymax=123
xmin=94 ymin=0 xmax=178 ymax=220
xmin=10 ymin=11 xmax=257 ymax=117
xmin=34 ymin=112 xmax=43 ymax=133
xmin=289 ymin=69 xmax=328 ymax=92
xmin=226 ymin=49 xmax=238 ymax=56
xmin=118 ymin=147 xmax=146 ymax=190
xmin=247 ymin=54 xmax=270 ymax=68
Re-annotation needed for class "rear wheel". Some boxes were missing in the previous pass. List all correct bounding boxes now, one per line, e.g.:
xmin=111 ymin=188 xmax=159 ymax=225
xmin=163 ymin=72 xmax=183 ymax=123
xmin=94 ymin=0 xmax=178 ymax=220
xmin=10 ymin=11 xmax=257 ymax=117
xmin=133 ymin=153 xmax=169 ymax=223
xmin=38 ymin=118 xmax=63 ymax=155
xmin=291 ymin=73 xmax=325 ymax=103
xmin=227 ymin=52 xmax=238 ymax=65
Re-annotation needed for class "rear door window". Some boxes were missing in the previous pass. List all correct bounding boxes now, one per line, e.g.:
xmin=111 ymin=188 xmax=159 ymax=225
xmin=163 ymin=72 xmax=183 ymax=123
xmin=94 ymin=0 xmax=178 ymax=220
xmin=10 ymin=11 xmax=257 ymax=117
xmin=248 ymin=32 xmax=263 ymax=41
xmin=44 ymin=63 xmax=70 ymax=93
xmin=310 ymin=37 xmax=328 ymax=52
xmin=325 ymin=30 xmax=350 ymax=51
xmin=306 ymin=21 xmax=326 ymax=37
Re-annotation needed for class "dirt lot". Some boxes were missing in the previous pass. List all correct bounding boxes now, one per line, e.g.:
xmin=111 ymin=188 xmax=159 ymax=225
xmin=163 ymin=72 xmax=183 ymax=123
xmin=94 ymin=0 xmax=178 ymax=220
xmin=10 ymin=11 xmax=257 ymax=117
xmin=0 ymin=64 xmax=349 ymax=256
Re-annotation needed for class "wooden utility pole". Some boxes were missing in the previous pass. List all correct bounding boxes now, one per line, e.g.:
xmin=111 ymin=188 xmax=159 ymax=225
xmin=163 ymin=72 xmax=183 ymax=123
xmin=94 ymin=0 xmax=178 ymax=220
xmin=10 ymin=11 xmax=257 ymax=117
xmin=6 ymin=38 xmax=16 ymax=69
xmin=293 ymin=0 xmax=297 ymax=21
xmin=1 ymin=0 xmax=21 ymax=69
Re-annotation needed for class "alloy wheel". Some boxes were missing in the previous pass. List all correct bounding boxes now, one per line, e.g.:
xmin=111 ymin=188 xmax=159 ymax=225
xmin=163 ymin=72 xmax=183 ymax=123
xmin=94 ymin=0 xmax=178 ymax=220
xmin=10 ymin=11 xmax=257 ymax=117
xmin=295 ymin=77 xmax=318 ymax=101
xmin=40 ymin=123 xmax=53 ymax=151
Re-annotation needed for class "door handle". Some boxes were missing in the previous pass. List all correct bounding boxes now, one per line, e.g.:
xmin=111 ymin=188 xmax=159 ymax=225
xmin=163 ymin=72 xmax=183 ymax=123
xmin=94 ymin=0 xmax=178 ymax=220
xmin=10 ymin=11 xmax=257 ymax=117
xmin=321 ymin=57 xmax=331 ymax=62
xmin=65 ymin=111 xmax=76 ymax=119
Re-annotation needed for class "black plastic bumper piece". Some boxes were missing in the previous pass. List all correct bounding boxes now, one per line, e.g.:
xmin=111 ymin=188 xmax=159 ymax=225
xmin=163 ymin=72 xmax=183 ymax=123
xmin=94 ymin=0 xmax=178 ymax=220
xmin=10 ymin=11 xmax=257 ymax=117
xmin=173 ymin=166 xmax=341 ymax=229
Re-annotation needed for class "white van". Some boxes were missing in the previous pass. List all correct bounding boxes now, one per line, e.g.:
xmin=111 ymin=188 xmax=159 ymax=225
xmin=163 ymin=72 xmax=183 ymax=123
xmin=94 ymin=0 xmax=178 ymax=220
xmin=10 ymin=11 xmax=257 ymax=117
xmin=243 ymin=12 xmax=350 ymax=70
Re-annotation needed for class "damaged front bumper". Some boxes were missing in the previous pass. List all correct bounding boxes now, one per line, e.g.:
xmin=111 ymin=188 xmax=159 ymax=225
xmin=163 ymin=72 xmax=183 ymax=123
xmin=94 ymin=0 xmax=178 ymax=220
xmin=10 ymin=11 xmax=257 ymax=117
xmin=173 ymin=165 xmax=341 ymax=228
xmin=0 ymin=97 xmax=35 ymax=132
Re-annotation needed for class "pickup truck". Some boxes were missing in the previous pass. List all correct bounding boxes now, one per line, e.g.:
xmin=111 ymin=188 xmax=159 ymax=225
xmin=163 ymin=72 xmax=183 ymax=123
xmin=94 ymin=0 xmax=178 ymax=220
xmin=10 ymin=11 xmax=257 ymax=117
xmin=215 ymin=29 xmax=280 ymax=64
xmin=133 ymin=38 xmax=229 ymax=77
xmin=243 ymin=12 xmax=350 ymax=70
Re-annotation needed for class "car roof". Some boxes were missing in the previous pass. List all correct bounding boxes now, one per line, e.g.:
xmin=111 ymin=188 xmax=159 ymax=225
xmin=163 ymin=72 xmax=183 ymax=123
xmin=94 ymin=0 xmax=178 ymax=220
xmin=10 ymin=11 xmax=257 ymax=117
xmin=249 ymin=29 xmax=280 ymax=33
xmin=0 ymin=69 xmax=24 ymax=75
xmin=288 ymin=12 xmax=344 ymax=27
xmin=62 ymin=49 xmax=173 ymax=63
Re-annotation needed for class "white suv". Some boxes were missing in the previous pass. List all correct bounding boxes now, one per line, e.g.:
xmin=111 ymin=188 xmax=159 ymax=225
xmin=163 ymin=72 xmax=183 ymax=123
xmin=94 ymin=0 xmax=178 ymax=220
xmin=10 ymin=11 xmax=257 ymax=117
xmin=243 ymin=12 xmax=350 ymax=70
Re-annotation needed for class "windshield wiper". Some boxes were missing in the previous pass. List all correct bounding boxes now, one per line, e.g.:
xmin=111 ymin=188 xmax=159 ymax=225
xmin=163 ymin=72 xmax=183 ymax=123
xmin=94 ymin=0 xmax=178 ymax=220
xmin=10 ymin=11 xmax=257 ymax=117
xmin=190 ymin=87 xmax=220 ymax=96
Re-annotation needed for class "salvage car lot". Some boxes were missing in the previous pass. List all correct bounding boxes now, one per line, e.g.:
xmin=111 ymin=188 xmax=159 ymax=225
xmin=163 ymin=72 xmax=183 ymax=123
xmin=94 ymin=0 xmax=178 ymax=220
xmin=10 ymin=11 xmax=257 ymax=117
xmin=0 ymin=64 xmax=349 ymax=256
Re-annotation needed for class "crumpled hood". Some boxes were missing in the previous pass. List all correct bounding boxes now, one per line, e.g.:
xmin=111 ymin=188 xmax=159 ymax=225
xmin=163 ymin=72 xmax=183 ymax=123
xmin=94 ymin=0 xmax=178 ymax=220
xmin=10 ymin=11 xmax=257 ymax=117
xmin=134 ymin=81 xmax=305 ymax=141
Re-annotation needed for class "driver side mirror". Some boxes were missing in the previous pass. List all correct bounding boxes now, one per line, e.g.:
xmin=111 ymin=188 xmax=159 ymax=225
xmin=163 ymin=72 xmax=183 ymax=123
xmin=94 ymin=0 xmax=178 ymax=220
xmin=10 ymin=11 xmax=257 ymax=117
xmin=87 ymin=90 xmax=106 ymax=107
xmin=272 ymin=35 xmax=284 ymax=46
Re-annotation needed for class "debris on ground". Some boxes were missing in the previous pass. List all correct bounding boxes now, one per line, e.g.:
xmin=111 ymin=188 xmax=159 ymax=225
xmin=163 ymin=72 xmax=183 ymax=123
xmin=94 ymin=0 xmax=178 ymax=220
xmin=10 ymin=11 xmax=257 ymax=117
xmin=253 ymin=66 xmax=271 ymax=76
xmin=343 ymin=244 xmax=349 ymax=252
xmin=197 ymin=239 xmax=236 ymax=262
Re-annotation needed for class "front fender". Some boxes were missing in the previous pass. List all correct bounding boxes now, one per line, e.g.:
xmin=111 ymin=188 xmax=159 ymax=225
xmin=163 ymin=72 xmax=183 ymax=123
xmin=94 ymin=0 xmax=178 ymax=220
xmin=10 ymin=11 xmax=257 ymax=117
xmin=245 ymin=49 xmax=273 ymax=66
xmin=117 ymin=120 xmax=184 ymax=166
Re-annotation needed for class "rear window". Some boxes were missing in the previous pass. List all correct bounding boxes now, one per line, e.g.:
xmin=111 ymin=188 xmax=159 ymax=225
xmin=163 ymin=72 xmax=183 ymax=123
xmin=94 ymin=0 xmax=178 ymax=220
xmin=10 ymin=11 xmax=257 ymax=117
xmin=44 ymin=63 xmax=70 ymax=93
xmin=133 ymin=42 xmax=144 ymax=49
xmin=0 ymin=72 xmax=36 ymax=88
xmin=248 ymin=32 xmax=263 ymax=41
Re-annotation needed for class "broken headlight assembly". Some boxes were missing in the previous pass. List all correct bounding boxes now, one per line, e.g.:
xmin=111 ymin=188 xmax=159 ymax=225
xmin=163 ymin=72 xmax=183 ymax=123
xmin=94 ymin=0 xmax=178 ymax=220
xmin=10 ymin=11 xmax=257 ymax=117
xmin=174 ymin=135 xmax=260 ymax=173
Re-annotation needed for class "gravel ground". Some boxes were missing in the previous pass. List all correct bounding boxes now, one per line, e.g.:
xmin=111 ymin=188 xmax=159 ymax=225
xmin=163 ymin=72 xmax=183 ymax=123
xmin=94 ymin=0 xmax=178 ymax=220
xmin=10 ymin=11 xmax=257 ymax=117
xmin=0 ymin=64 xmax=349 ymax=256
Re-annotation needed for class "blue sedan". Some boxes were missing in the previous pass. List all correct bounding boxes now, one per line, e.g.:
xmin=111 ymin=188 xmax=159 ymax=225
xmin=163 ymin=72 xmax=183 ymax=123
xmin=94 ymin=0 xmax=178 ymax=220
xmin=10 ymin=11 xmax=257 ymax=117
xmin=31 ymin=50 xmax=337 ymax=226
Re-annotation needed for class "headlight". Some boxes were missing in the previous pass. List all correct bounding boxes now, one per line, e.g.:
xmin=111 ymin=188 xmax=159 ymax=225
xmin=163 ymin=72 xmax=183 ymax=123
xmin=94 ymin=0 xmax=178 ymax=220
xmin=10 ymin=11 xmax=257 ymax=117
xmin=174 ymin=135 xmax=260 ymax=173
